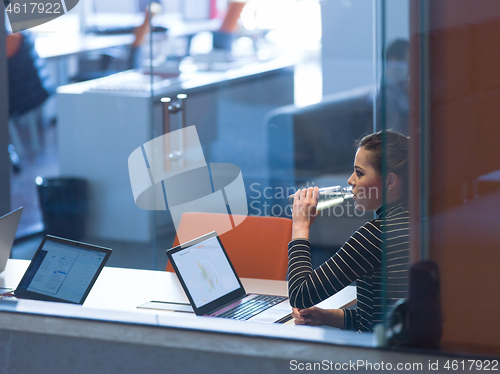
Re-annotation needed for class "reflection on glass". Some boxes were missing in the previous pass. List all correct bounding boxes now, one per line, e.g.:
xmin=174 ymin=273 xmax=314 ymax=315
xmin=381 ymin=38 xmax=409 ymax=136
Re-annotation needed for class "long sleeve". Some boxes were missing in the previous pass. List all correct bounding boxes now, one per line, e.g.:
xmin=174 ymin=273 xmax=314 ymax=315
xmin=287 ymin=201 xmax=410 ymax=332
xmin=343 ymin=308 xmax=357 ymax=330
xmin=287 ymin=220 xmax=383 ymax=329
xmin=288 ymin=220 xmax=382 ymax=309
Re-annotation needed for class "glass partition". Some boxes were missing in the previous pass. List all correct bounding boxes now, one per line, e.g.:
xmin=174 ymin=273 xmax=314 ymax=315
xmin=6 ymin=0 xmax=167 ymax=269
xmin=4 ymin=0 xmax=388 ymax=324
xmin=6 ymin=0 xmax=321 ymax=272
xmin=376 ymin=0 xmax=411 ymax=342
xmin=3 ymin=0 xmax=500 ymax=360
xmin=406 ymin=0 xmax=500 ymax=356
xmin=380 ymin=0 xmax=500 ymax=356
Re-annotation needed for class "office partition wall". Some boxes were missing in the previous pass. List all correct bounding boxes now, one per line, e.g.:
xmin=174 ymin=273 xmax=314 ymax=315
xmin=408 ymin=0 xmax=500 ymax=356
xmin=0 ymin=8 xmax=11 ymax=216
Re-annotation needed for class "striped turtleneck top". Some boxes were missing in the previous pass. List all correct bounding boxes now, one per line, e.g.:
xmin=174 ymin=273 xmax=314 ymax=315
xmin=287 ymin=200 xmax=410 ymax=332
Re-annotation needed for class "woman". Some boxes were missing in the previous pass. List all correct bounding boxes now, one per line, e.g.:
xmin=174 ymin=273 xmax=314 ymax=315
xmin=288 ymin=130 xmax=410 ymax=332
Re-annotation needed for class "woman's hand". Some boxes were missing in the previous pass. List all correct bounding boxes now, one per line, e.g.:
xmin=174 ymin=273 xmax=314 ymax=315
xmin=291 ymin=186 xmax=319 ymax=240
xmin=292 ymin=307 xmax=344 ymax=328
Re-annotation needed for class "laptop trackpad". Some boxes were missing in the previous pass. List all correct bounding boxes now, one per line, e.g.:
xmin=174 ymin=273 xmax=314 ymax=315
xmin=247 ymin=299 xmax=291 ymax=324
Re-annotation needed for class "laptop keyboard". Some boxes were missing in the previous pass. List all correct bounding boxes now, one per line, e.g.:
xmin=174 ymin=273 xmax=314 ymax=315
xmin=216 ymin=295 xmax=288 ymax=321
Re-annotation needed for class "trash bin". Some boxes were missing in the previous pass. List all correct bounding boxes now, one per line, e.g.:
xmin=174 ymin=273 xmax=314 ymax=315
xmin=36 ymin=177 xmax=89 ymax=241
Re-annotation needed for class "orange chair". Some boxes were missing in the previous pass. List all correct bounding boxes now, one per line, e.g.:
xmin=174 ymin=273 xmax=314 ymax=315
xmin=166 ymin=213 xmax=292 ymax=281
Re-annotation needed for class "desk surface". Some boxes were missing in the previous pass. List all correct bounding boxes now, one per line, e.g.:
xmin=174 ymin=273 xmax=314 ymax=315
xmin=83 ymin=13 xmax=221 ymax=39
xmin=57 ymin=57 xmax=296 ymax=97
xmin=1 ymin=259 xmax=356 ymax=322
xmin=35 ymin=33 xmax=135 ymax=59
xmin=33 ymin=13 xmax=221 ymax=60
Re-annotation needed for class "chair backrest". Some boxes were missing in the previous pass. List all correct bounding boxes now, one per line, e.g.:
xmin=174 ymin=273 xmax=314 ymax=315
xmin=166 ymin=213 xmax=292 ymax=281
xmin=8 ymin=31 xmax=54 ymax=117
xmin=266 ymin=85 xmax=374 ymax=179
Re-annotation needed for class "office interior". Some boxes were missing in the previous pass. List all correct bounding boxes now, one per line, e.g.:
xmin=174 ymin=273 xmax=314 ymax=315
xmin=1 ymin=0 xmax=500 ymax=371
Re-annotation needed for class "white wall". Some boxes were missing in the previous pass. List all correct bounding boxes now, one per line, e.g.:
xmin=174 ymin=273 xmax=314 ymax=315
xmin=321 ymin=0 xmax=409 ymax=96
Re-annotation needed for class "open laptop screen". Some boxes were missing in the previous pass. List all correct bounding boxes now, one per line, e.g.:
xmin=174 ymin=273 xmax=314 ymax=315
xmin=170 ymin=234 xmax=241 ymax=309
xmin=0 ymin=207 xmax=23 ymax=273
xmin=15 ymin=236 xmax=111 ymax=304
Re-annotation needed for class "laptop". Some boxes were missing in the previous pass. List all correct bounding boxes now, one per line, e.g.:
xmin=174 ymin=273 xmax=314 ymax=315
xmin=166 ymin=231 xmax=292 ymax=324
xmin=4 ymin=235 xmax=112 ymax=305
xmin=0 ymin=207 xmax=23 ymax=273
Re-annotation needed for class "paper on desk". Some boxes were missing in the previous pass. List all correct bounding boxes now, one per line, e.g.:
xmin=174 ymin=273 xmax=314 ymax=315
xmin=137 ymin=301 xmax=194 ymax=313
xmin=316 ymin=285 xmax=357 ymax=309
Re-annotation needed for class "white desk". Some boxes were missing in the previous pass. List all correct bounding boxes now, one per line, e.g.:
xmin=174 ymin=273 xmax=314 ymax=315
xmin=32 ymin=13 xmax=220 ymax=88
xmin=1 ymin=259 xmax=356 ymax=323
xmin=33 ymin=13 xmax=221 ymax=60
xmin=0 ymin=259 xmax=455 ymax=374
xmin=35 ymin=33 xmax=134 ymax=60
xmin=0 ymin=259 xmax=387 ymax=374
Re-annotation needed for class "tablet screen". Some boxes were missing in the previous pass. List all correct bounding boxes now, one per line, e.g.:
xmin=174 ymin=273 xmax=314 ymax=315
xmin=15 ymin=236 xmax=111 ymax=304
